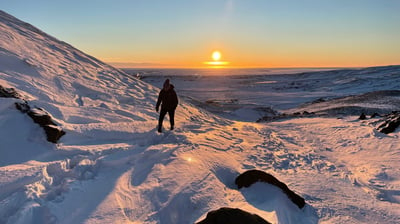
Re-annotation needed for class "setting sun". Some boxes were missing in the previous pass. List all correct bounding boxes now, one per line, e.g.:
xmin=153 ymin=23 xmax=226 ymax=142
xmin=204 ymin=50 xmax=229 ymax=67
xmin=212 ymin=51 xmax=221 ymax=61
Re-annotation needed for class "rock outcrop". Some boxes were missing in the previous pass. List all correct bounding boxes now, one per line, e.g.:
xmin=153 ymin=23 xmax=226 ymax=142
xmin=0 ymin=86 xmax=21 ymax=98
xmin=235 ymin=169 xmax=306 ymax=209
xmin=196 ymin=207 xmax=271 ymax=224
xmin=375 ymin=111 xmax=400 ymax=134
xmin=15 ymin=102 xmax=65 ymax=143
xmin=1 ymin=84 xmax=65 ymax=143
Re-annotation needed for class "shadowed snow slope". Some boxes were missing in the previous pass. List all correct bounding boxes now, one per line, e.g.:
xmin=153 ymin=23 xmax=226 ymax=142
xmin=1 ymin=10 xmax=400 ymax=224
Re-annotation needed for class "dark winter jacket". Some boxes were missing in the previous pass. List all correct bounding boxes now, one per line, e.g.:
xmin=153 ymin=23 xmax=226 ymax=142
xmin=156 ymin=85 xmax=178 ymax=111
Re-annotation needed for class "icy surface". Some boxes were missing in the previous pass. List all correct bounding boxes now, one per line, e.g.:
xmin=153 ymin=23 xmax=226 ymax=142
xmin=1 ymin=10 xmax=400 ymax=224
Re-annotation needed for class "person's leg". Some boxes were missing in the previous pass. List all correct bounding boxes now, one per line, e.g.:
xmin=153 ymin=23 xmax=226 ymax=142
xmin=158 ymin=109 xmax=167 ymax=132
xmin=168 ymin=109 xmax=175 ymax=130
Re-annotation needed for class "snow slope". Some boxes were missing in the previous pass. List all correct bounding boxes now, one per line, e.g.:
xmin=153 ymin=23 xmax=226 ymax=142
xmin=1 ymin=10 xmax=400 ymax=224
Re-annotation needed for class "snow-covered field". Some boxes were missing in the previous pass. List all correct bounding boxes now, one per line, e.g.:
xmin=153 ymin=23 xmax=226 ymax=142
xmin=1 ymin=10 xmax=400 ymax=224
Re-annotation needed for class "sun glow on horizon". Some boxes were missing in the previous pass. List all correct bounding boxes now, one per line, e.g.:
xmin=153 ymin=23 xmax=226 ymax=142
xmin=204 ymin=50 xmax=230 ymax=67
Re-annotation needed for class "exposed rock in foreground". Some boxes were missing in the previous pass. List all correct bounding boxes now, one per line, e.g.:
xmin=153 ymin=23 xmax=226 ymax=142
xmin=0 ymin=84 xmax=65 ymax=143
xmin=15 ymin=101 xmax=65 ymax=143
xmin=235 ymin=169 xmax=306 ymax=209
xmin=196 ymin=207 xmax=271 ymax=224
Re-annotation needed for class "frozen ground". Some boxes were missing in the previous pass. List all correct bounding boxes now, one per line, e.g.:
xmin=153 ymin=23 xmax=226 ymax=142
xmin=125 ymin=66 xmax=400 ymax=121
xmin=1 ymin=10 xmax=400 ymax=224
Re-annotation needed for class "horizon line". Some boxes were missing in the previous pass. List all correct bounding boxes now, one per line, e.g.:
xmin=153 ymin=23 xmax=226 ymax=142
xmin=106 ymin=61 xmax=399 ymax=70
xmin=108 ymin=63 xmax=399 ymax=70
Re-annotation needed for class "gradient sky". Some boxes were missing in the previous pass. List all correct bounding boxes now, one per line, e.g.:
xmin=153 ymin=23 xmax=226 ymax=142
xmin=1 ymin=0 xmax=399 ymax=68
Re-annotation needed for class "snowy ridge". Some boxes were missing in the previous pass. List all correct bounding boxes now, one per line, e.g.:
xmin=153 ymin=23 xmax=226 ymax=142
xmin=1 ymin=10 xmax=400 ymax=224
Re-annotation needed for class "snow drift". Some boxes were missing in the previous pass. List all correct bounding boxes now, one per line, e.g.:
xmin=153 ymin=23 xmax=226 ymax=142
xmin=1 ymin=10 xmax=400 ymax=224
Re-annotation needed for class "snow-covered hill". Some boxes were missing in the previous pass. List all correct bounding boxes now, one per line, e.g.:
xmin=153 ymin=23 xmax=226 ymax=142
xmin=1 ymin=10 xmax=400 ymax=224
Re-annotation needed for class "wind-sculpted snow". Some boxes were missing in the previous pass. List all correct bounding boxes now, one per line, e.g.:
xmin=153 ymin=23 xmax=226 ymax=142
xmin=287 ymin=90 xmax=400 ymax=116
xmin=0 ymin=155 xmax=100 ymax=224
xmin=1 ymin=10 xmax=400 ymax=224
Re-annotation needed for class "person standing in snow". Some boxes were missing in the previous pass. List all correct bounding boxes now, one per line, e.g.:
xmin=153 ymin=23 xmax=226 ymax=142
xmin=156 ymin=79 xmax=178 ymax=133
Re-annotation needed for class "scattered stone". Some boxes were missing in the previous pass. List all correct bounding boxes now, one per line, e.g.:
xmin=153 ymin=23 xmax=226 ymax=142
xmin=359 ymin=113 xmax=367 ymax=120
xmin=235 ymin=169 xmax=306 ymax=209
xmin=257 ymin=110 xmax=316 ymax=122
xmin=196 ymin=207 xmax=271 ymax=224
xmin=370 ymin=112 xmax=381 ymax=118
xmin=302 ymin=111 xmax=314 ymax=115
xmin=311 ymin=98 xmax=326 ymax=104
xmin=376 ymin=111 xmax=400 ymax=134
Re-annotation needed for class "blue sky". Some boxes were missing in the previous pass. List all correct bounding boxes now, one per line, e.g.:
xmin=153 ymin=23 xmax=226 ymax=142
xmin=1 ymin=0 xmax=399 ymax=68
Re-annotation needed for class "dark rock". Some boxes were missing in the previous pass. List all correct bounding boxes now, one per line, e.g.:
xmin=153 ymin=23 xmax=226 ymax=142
xmin=235 ymin=170 xmax=305 ymax=209
xmin=257 ymin=110 xmax=317 ymax=123
xmin=312 ymin=98 xmax=326 ymax=104
xmin=370 ymin=112 xmax=381 ymax=118
xmin=359 ymin=113 xmax=367 ymax=120
xmin=15 ymin=101 xmax=30 ymax=112
xmin=0 ymin=85 xmax=21 ymax=98
xmin=376 ymin=111 xmax=400 ymax=134
xmin=27 ymin=108 xmax=56 ymax=126
xmin=196 ymin=207 xmax=271 ymax=224
xmin=302 ymin=111 xmax=314 ymax=115
xmin=43 ymin=125 xmax=66 ymax=143
xmin=15 ymin=102 xmax=65 ymax=143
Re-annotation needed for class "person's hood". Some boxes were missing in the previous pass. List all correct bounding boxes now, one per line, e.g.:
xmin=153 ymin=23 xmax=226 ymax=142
xmin=162 ymin=84 xmax=174 ymax=91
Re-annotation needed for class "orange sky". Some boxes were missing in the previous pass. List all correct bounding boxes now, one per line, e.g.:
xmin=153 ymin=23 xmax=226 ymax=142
xmin=4 ymin=1 xmax=399 ymax=68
